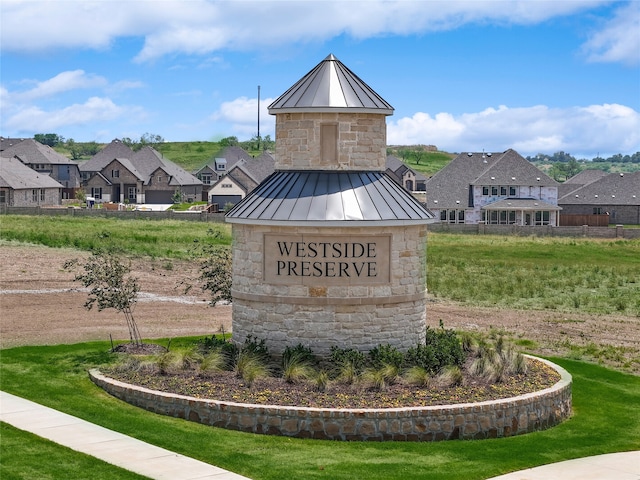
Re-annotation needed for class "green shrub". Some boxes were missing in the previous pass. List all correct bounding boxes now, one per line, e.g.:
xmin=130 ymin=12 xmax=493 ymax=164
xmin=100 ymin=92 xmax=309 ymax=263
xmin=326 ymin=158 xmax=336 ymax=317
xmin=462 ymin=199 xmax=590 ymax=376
xmin=368 ymin=344 xmax=404 ymax=369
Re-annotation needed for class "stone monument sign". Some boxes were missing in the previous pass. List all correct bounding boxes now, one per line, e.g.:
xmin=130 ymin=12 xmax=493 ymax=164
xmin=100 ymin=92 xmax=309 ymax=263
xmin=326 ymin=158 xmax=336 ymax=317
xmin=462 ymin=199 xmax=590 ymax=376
xmin=226 ymin=54 xmax=433 ymax=355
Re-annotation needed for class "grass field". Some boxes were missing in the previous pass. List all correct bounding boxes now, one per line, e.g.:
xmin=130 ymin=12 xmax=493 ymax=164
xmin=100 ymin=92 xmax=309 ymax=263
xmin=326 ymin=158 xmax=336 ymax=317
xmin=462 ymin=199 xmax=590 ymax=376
xmin=2 ymin=214 xmax=639 ymax=316
xmin=1 ymin=340 xmax=638 ymax=480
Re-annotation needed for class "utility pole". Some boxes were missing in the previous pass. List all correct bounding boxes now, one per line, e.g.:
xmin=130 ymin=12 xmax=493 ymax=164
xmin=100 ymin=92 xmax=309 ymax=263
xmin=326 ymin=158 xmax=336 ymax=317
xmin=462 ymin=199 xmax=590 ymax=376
xmin=257 ymin=85 xmax=261 ymax=151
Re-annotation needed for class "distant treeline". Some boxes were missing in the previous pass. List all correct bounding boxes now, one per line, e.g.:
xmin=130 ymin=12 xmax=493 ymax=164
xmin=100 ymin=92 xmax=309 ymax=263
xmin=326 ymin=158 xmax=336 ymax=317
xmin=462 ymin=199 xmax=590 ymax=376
xmin=526 ymin=150 xmax=640 ymax=164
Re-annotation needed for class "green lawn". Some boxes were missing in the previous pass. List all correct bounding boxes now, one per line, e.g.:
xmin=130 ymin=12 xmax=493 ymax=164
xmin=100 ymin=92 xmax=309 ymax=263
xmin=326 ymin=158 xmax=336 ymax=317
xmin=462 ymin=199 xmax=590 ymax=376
xmin=0 ymin=422 xmax=148 ymax=480
xmin=1 ymin=340 xmax=638 ymax=480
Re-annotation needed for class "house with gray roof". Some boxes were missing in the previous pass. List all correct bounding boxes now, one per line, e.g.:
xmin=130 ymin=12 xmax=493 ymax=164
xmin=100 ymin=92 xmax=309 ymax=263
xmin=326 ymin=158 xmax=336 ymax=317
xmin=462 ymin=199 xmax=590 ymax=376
xmin=0 ymin=156 xmax=63 ymax=207
xmin=558 ymin=171 xmax=640 ymax=224
xmin=193 ymin=146 xmax=254 ymax=189
xmin=81 ymin=141 xmax=202 ymax=204
xmin=207 ymin=152 xmax=275 ymax=208
xmin=79 ymin=139 xmax=135 ymax=181
xmin=385 ymin=155 xmax=427 ymax=192
xmin=2 ymin=139 xmax=81 ymax=199
xmin=424 ymin=149 xmax=561 ymax=226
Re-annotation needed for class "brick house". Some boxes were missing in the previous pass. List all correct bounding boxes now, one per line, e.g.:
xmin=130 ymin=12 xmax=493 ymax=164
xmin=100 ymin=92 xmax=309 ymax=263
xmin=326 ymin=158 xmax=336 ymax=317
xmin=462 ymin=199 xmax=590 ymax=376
xmin=0 ymin=156 xmax=63 ymax=206
xmin=385 ymin=155 xmax=427 ymax=192
xmin=1 ymin=139 xmax=81 ymax=199
xmin=81 ymin=140 xmax=202 ymax=204
xmin=424 ymin=149 xmax=561 ymax=225
xmin=193 ymin=146 xmax=254 ymax=189
xmin=207 ymin=151 xmax=275 ymax=208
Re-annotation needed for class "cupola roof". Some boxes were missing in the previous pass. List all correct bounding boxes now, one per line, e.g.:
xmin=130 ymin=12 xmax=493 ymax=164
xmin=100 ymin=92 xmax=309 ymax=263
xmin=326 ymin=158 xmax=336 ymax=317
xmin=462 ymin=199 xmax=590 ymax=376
xmin=268 ymin=54 xmax=394 ymax=115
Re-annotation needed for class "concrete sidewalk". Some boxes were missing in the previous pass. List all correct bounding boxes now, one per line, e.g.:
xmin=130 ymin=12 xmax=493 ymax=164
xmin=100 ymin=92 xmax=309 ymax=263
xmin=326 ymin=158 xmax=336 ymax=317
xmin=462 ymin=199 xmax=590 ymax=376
xmin=1 ymin=390 xmax=638 ymax=480
xmin=488 ymin=451 xmax=639 ymax=479
xmin=0 ymin=391 xmax=250 ymax=480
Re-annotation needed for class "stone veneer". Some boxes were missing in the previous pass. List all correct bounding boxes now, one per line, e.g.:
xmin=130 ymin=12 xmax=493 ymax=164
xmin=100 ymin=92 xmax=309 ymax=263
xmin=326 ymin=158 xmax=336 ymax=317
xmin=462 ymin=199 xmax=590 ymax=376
xmin=274 ymin=112 xmax=387 ymax=171
xmin=89 ymin=357 xmax=572 ymax=442
xmin=231 ymin=223 xmax=427 ymax=356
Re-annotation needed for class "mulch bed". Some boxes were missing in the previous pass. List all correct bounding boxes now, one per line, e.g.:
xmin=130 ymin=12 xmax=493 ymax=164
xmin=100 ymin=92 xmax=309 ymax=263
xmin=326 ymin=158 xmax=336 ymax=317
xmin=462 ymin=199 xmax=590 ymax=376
xmin=105 ymin=358 xmax=560 ymax=409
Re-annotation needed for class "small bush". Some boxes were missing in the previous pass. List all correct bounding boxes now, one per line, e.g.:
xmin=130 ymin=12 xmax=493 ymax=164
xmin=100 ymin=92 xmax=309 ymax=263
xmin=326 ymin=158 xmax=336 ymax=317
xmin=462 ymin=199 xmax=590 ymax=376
xmin=369 ymin=344 xmax=404 ymax=369
xmin=330 ymin=346 xmax=366 ymax=382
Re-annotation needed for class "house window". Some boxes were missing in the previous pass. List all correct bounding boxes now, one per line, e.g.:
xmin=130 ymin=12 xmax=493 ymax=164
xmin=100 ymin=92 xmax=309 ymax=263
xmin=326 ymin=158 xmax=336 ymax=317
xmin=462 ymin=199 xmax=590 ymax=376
xmin=112 ymin=169 xmax=119 ymax=178
xmin=500 ymin=186 xmax=507 ymax=196
xmin=535 ymin=211 xmax=550 ymax=225
xmin=509 ymin=211 xmax=516 ymax=223
xmin=128 ymin=187 xmax=136 ymax=200
xmin=509 ymin=186 xmax=516 ymax=196
xmin=40 ymin=189 xmax=45 ymax=201
xmin=215 ymin=158 xmax=226 ymax=171
xmin=320 ymin=123 xmax=338 ymax=165
xmin=491 ymin=186 xmax=498 ymax=196
xmin=490 ymin=211 xmax=498 ymax=223
xmin=482 ymin=186 xmax=489 ymax=196
xmin=593 ymin=207 xmax=603 ymax=214
xmin=441 ymin=209 xmax=465 ymax=224
xmin=0 ymin=190 xmax=6 ymax=203
xmin=201 ymin=174 xmax=212 ymax=185
xmin=91 ymin=187 xmax=102 ymax=200
xmin=157 ymin=176 xmax=163 ymax=183
xmin=32 ymin=189 xmax=38 ymax=202
xmin=222 ymin=183 xmax=233 ymax=188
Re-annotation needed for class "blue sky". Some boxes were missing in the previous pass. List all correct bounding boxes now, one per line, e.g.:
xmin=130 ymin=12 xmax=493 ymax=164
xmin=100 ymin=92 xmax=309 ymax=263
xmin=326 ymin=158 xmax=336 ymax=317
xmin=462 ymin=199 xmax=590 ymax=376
xmin=1 ymin=0 xmax=639 ymax=158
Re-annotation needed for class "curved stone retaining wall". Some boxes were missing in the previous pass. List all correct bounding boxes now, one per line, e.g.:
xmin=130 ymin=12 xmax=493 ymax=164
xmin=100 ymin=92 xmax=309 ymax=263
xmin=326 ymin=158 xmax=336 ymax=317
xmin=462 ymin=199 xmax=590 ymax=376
xmin=89 ymin=357 xmax=571 ymax=441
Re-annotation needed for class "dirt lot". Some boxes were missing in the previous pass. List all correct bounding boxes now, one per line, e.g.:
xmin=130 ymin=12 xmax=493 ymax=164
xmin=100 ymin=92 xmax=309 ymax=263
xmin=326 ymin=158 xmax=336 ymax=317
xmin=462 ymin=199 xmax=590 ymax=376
xmin=1 ymin=244 xmax=638 ymax=373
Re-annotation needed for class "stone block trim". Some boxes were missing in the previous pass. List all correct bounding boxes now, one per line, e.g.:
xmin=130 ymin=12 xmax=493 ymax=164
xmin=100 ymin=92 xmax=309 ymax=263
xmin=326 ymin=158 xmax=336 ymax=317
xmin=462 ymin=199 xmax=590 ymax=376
xmin=89 ymin=357 xmax=571 ymax=442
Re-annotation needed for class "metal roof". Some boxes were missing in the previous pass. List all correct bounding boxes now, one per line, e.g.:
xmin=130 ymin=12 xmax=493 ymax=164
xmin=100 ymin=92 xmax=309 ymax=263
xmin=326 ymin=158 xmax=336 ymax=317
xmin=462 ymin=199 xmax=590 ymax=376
xmin=226 ymin=171 xmax=433 ymax=226
xmin=268 ymin=54 xmax=394 ymax=115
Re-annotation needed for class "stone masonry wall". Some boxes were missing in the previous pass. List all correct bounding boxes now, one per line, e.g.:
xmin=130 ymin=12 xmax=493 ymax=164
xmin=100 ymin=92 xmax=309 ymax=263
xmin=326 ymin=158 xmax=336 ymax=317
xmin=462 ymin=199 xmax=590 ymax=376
xmin=231 ymin=223 xmax=427 ymax=355
xmin=274 ymin=112 xmax=387 ymax=171
xmin=89 ymin=357 xmax=572 ymax=442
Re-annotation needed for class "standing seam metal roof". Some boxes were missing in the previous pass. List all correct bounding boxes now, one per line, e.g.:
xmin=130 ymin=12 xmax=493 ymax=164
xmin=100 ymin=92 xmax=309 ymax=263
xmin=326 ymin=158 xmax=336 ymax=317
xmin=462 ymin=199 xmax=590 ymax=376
xmin=268 ymin=54 xmax=393 ymax=114
xmin=226 ymin=171 xmax=433 ymax=224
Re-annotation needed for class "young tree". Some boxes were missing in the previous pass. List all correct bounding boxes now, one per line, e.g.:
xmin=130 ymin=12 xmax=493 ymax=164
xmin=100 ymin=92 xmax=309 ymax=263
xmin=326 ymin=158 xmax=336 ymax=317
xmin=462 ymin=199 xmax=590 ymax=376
xmin=197 ymin=245 xmax=233 ymax=305
xmin=64 ymin=252 xmax=142 ymax=346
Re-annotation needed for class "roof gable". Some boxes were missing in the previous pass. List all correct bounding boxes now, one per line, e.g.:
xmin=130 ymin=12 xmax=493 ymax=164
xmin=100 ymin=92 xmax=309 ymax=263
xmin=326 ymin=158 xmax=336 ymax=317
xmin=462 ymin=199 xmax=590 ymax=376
xmin=81 ymin=139 xmax=135 ymax=172
xmin=0 ymin=156 xmax=63 ymax=189
xmin=474 ymin=150 xmax=557 ymax=186
xmin=2 ymin=139 xmax=77 ymax=166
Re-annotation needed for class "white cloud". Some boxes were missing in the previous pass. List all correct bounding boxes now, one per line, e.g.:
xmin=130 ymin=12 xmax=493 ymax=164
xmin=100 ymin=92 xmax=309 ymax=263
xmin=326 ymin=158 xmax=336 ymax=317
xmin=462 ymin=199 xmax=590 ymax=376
xmin=387 ymin=103 xmax=640 ymax=158
xmin=582 ymin=2 xmax=640 ymax=66
xmin=1 ymin=1 xmax=612 ymax=62
xmin=210 ymin=96 xmax=276 ymax=138
xmin=4 ymin=97 xmax=144 ymax=133
xmin=16 ymin=70 xmax=108 ymax=101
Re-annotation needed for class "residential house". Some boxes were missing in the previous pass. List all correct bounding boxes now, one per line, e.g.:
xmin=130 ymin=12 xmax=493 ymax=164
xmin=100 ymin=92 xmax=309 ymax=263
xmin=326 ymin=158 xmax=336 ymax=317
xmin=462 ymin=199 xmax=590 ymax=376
xmin=81 ymin=140 xmax=202 ymax=204
xmin=558 ymin=171 xmax=640 ymax=225
xmin=424 ymin=149 xmax=561 ymax=225
xmin=79 ymin=139 xmax=135 ymax=182
xmin=131 ymin=146 xmax=202 ymax=203
xmin=84 ymin=157 xmax=145 ymax=204
xmin=1 ymin=139 xmax=81 ymax=199
xmin=193 ymin=146 xmax=254 ymax=190
xmin=0 ymin=156 xmax=63 ymax=207
xmin=385 ymin=155 xmax=427 ymax=192
xmin=208 ymin=152 xmax=275 ymax=208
